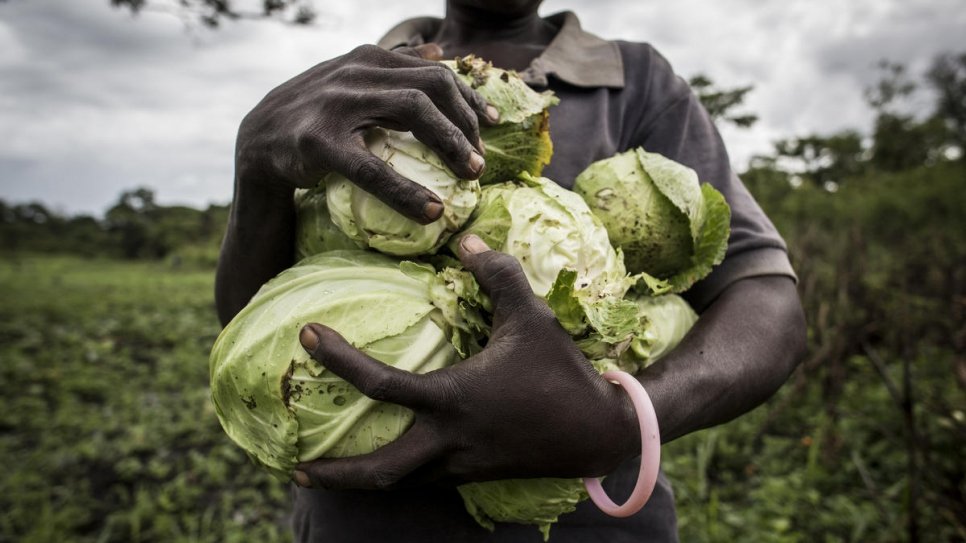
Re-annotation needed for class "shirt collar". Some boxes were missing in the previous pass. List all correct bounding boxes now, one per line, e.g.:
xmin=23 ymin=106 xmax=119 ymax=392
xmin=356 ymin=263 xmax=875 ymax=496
xmin=376 ymin=11 xmax=624 ymax=89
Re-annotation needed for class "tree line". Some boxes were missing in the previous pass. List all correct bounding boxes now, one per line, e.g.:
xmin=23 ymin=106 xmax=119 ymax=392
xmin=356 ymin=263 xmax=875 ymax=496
xmin=0 ymin=188 xmax=228 ymax=265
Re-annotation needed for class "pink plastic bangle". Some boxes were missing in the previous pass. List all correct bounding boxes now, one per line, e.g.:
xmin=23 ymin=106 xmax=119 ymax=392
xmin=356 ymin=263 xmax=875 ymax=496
xmin=583 ymin=370 xmax=661 ymax=518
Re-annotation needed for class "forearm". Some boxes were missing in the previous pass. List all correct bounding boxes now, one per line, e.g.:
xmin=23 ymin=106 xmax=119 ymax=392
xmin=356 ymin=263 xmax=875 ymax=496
xmin=215 ymin=172 xmax=295 ymax=326
xmin=638 ymin=275 xmax=806 ymax=443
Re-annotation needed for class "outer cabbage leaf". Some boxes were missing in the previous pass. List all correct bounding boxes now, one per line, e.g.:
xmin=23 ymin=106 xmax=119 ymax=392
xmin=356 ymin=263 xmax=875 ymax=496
xmin=451 ymin=173 xmax=627 ymax=298
xmin=458 ymin=478 xmax=588 ymax=541
xmin=574 ymin=148 xmax=730 ymax=293
xmin=617 ymin=293 xmax=699 ymax=374
xmin=293 ymin=185 xmax=364 ymax=260
xmin=444 ymin=56 xmax=558 ymax=184
xmin=546 ymin=268 xmax=642 ymax=360
xmin=325 ymin=128 xmax=480 ymax=256
xmin=209 ymin=251 xmax=482 ymax=479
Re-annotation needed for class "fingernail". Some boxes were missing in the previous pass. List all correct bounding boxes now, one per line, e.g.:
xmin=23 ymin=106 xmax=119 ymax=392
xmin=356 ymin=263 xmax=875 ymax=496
xmin=293 ymin=470 xmax=311 ymax=487
xmin=415 ymin=43 xmax=443 ymax=60
xmin=424 ymin=200 xmax=444 ymax=221
xmin=460 ymin=234 xmax=490 ymax=255
xmin=299 ymin=325 xmax=320 ymax=353
xmin=485 ymin=104 xmax=500 ymax=123
xmin=477 ymin=137 xmax=486 ymax=154
xmin=469 ymin=152 xmax=485 ymax=179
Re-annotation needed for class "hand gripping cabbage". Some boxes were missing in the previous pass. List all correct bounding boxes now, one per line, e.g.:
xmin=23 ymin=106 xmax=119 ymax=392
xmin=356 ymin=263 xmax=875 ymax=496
xmin=458 ymin=291 xmax=699 ymax=540
xmin=209 ymin=251 xmax=485 ymax=479
xmin=322 ymin=128 xmax=481 ymax=257
xmin=312 ymin=56 xmax=556 ymax=258
xmin=444 ymin=55 xmax=558 ymax=184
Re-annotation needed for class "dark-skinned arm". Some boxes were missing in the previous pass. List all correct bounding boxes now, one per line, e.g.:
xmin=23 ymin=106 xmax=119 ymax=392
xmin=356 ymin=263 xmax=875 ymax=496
xmin=640 ymin=274 xmax=806 ymax=445
xmin=215 ymin=174 xmax=295 ymax=327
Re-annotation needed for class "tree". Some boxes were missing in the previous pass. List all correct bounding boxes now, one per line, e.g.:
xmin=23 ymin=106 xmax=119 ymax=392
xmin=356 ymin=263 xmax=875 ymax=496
xmin=689 ymin=74 xmax=759 ymax=129
xmin=106 ymin=187 xmax=166 ymax=259
xmin=926 ymin=52 xmax=966 ymax=155
xmin=864 ymin=60 xmax=950 ymax=171
xmin=771 ymin=131 xmax=867 ymax=188
xmin=110 ymin=0 xmax=315 ymax=28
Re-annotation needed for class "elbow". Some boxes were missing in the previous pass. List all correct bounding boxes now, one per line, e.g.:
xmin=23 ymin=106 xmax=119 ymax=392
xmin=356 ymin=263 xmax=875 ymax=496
xmin=772 ymin=276 xmax=808 ymax=381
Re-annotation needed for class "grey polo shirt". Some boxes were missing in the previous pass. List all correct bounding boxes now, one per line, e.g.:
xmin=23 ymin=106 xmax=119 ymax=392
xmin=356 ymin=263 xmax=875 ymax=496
xmin=293 ymin=11 xmax=796 ymax=543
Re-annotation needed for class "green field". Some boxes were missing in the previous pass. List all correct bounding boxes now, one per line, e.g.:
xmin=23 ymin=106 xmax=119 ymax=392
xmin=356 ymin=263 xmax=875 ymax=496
xmin=2 ymin=230 xmax=963 ymax=542
xmin=0 ymin=256 xmax=290 ymax=543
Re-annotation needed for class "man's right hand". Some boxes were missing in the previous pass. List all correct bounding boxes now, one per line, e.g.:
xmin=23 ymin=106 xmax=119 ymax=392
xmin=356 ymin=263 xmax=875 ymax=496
xmin=234 ymin=43 xmax=498 ymax=224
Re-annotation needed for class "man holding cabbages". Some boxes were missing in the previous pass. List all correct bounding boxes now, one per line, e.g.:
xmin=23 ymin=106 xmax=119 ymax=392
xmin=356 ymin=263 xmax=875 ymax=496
xmin=215 ymin=0 xmax=806 ymax=540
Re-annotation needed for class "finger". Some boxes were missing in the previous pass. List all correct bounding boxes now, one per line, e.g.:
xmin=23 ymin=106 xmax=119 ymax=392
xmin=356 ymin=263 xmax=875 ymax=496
xmin=454 ymin=80 xmax=500 ymax=126
xmin=369 ymin=88 xmax=485 ymax=180
xmin=455 ymin=234 xmax=536 ymax=319
xmin=385 ymin=48 xmax=498 ymax=126
xmin=393 ymin=42 xmax=444 ymax=61
xmin=299 ymin=323 xmax=435 ymax=408
xmin=329 ymin=140 xmax=445 ymax=224
xmin=294 ymin=423 xmax=443 ymax=490
xmin=390 ymin=66 xmax=485 ymax=155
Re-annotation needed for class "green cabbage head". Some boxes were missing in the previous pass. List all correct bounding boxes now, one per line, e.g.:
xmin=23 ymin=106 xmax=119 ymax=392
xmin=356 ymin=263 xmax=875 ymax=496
xmin=574 ymin=148 xmax=731 ymax=293
xmin=451 ymin=173 xmax=626 ymax=299
xmin=293 ymin=185 xmax=364 ymax=261
xmin=444 ymin=55 xmax=558 ymax=184
xmin=324 ymin=128 xmax=480 ymax=256
xmin=209 ymin=251 xmax=483 ymax=479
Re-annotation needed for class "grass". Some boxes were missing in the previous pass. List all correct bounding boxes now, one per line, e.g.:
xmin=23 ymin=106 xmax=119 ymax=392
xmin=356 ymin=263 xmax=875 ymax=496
xmin=0 ymin=255 xmax=290 ymax=543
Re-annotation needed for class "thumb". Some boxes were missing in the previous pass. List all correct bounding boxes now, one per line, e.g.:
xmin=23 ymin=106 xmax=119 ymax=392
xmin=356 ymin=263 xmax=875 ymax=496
xmin=456 ymin=235 xmax=536 ymax=320
xmin=393 ymin=43 xmax=444 ymax=61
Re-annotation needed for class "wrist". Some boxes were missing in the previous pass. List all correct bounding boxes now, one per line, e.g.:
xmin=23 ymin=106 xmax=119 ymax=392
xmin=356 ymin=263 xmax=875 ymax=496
xmin=235 ymin=155 xmax=295 ymax=200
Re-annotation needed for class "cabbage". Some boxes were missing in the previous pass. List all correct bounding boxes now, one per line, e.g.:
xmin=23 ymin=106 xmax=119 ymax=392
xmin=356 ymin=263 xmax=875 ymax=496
xmin=459 ymin=478 xmax=587 ymax=541
xmin=574 ymin=148 xmax=731 ymax=293
xmin=324 ymin=128 xmax=480 ymax=256
xmin=444 ymin=55 xmax=558 ymax=184
xmin=624 ymin=293 xmax=699 ymax=370
xmin=209 ymin=251 xmax=484 ymax=479
xmin=293 ymin=185 xmax=364 ymax=261
xmin=452 ymin=173 xmax=626 ymax=298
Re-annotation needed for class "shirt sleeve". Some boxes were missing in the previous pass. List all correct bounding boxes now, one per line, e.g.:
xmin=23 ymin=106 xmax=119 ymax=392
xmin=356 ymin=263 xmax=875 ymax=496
xmin=617 ymin=42 xmax=797 ymax=310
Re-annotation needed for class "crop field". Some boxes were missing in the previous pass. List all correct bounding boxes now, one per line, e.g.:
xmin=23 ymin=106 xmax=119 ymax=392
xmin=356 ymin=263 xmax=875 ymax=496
xmin=2 ymin=223 xmax=963 ymax=542
xmin=0 ymin=256 xmax=289 ymax=543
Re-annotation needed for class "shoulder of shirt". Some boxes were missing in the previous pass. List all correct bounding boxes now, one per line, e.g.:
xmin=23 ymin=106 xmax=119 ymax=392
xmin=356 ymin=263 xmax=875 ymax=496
xmin=376 ymin=17 xmax=441 ymax=49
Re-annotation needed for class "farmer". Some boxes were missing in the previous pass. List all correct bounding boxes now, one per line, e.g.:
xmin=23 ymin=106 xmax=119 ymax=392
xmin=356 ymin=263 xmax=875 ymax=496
xmin=215 ymin=1 xmax=807 ymax=540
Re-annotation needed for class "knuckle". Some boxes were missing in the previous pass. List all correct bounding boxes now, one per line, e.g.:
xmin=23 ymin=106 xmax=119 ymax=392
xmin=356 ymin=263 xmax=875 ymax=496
xmin=363 ymin=373 xmax=396 ymax=402
xmin=460 ymin=107 xmax=480 ymax=137
xmin=348 ymin=43 xmax=381 ymax=60
xmin=426 ymin=65 xmax=455 ymax=88
xmin=488 ymin=253 xmax=525 ymax=278
xmin=401 ymin=89 xmax=433 ymax=118
xmin=345 ymin=153 xmax=381 ymax=185
xmin=295 ymin=128 xmax=322 ymax=158
xmin=441 ymin=122 xmax=468 ymax=151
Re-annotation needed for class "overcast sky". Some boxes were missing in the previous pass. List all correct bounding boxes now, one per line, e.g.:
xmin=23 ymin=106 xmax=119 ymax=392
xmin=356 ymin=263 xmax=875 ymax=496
xmin=0 ymin=0 xmax=962 ymax=216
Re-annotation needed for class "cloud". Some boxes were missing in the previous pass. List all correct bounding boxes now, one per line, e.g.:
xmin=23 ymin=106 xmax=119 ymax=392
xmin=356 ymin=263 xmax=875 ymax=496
xmin=0 ymin=0 xmax=961 ymax=214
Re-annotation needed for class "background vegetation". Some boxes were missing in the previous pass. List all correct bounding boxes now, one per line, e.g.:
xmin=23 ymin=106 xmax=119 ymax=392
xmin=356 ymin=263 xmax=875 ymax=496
xmin=1 ymin=51 xmax=963 ymax=542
